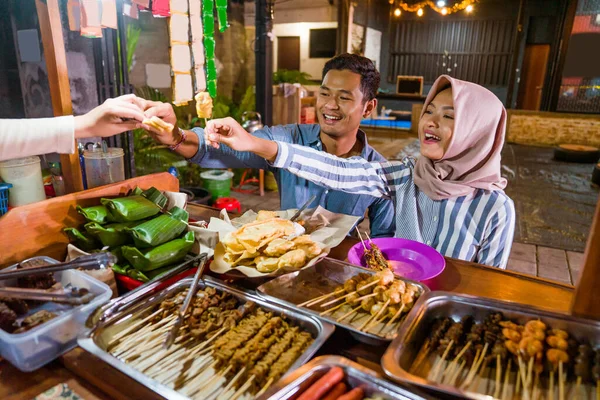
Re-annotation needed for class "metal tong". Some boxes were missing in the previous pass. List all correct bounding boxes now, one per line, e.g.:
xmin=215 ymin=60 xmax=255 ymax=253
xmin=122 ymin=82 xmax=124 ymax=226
xmin=0 ymin=286 xmax=95 ymax=305
xmin=0 ymin=253 xmax=117 ymax=281
xmin=87 ymin=253 xmax=208 ymax=328
xmin=290 ymin=194 xmax=316 ymax=222
xmin=163 ymin=256 xmax=209 ymax=350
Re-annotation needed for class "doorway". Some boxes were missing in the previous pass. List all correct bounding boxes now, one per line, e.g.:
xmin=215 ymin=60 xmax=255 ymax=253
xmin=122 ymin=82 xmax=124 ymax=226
xmin=277 ymin=36 xmax=300 ymax=71
xmin=517 ymin=44 xmax=551 ymax=110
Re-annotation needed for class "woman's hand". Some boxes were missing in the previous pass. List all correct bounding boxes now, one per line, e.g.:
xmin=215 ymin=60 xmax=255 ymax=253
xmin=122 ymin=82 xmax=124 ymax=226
xmin=137 ymin=99 xmax=180 ymax=146
xmin=204 ymin=117 xmax=255 ymax=151
xmin=74 ymin=94 xmax=146 ymax=138
xmin=204 ymin=117 xmax=279 ymax=161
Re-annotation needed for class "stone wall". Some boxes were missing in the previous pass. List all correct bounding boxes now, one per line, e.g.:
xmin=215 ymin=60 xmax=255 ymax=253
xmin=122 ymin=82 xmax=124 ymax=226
xmin=506 ymin=110 xmax=600 ymax=147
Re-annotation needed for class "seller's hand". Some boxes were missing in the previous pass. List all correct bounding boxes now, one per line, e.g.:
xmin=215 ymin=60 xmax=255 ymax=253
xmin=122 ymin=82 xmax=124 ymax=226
xmin=74 ymin=94 xmax=146 ymax=138
xmin=205 ymin=117 xmax=278 ymax=161
xmin=137 ymin=99 xmax=180 ymax=146
xmin=204 ymin=117 xmax=255 ymax=151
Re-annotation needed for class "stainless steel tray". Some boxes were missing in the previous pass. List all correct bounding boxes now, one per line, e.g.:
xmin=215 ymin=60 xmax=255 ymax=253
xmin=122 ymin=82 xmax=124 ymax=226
xmin=256 ymin=257 xmax=429 ymax=345
xmin=78 ymin=276 xmax=334 ymax=400
xmin=382 ymin=291 xmax=600 ymax=400
xmin=259 ymin=355 xmax=432 ymax=400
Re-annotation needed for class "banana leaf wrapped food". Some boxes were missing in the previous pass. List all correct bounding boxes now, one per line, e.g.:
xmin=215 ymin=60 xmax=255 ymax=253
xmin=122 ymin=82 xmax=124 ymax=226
xmin=84 ymin=222 xmax=138 ymax=247
xmin=111 ymin=263 xmax=181 ymax=283
xmin=63 ymin=227 xmax=99 ymax=251
xmin=76 ymin=205 xmax=115 ymax=224
xmin=101 ymin=188 xmax=168 ymax=222
xmin=126 ymin=206 xmax=188 ymax=248
xmin=121 ymin=231 xmax=195 ymax=271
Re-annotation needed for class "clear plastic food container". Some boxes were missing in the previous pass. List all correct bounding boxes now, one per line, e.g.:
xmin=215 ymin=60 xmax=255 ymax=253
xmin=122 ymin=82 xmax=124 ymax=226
xmin=0 ymin=256 xmax=112 ymax=372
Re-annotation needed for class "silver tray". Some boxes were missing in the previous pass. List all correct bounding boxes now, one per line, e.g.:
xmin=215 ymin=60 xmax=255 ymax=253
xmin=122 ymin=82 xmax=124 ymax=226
xmin=382 ymin=291 xmax=600 ymax=400
xmin=256 ymin=257 xmax=429 ymax=345
xmin=78 ymin=276 xmax=335 ymax=400
xmin=259 ymin=355 xmax=432 ymax=400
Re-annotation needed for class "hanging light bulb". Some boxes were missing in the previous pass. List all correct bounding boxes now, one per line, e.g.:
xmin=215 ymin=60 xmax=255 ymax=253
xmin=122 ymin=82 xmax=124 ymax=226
xmin=441 ymin=7 xmax=448 ymax=15
xmin=436 ymin=0 xmax=446 ymax=7
xmin=389 ymin=0 xmax=394 ymax=4
xmin=417 ymin=8 xmax=424 ymax=17
xmin=394 ymin=7 xmax=401 ymax=17
xmin=466 ymin=4 xmax=474 ymax=13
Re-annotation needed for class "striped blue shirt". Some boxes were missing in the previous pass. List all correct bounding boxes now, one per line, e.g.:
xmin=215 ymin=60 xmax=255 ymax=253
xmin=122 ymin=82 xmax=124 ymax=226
xmin=273 ymin=142 xmax=516 ymax=269
xmin=188 ymin=125 xmax=395 ymax=237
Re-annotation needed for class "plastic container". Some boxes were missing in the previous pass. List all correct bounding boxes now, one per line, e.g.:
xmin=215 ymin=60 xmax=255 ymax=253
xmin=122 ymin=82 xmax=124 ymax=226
xmin=0 ymin=182 xmax=12 ymax=215
xmin=0 ymin=156 xmax=46 ymax=207
xmin=83 ymin=148 xmax=125 ymax=189
xmin=0 ymin=256 xmax=112 ymax=372
xmin=200 ymin=170 xmax=234 ymax=201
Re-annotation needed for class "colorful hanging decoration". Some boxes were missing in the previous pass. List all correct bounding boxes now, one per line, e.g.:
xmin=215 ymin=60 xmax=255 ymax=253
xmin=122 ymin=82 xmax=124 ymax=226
xmin=169 ymin=0 xmax=194 ymax=105
xmin=215 ymin=0 xmax=229 ymax=33
xmin=201 ymin=0 xmax=218 ymax=98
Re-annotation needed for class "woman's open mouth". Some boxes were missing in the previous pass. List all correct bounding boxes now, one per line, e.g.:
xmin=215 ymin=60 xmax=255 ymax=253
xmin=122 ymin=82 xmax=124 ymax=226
xmin=423 ymin=132 xmax=441 ymax=144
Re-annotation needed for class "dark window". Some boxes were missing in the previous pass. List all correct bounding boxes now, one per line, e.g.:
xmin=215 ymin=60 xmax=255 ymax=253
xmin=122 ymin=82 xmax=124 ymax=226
xmin=309 ymin=28 xmax=337 ymax=58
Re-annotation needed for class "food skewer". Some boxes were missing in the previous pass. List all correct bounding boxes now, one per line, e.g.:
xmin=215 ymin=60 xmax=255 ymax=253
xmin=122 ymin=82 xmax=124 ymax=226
xmin=298 ymin=289 xmax=345 ymax=308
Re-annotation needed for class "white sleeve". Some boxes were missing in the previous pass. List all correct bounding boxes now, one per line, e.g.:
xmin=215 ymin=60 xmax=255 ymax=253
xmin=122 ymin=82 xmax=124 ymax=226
xmin=0 ymin=115 xmax=75 ymax=161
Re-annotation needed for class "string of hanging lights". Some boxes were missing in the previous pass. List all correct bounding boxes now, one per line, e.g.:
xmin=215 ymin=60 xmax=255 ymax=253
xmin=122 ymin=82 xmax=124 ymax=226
xmin=389 ymin=0 xmax=477 ymax=17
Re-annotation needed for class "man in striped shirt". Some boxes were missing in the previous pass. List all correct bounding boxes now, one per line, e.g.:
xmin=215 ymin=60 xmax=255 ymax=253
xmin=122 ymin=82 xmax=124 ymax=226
xmin=138 ymin=54 xmax=395 ymax=237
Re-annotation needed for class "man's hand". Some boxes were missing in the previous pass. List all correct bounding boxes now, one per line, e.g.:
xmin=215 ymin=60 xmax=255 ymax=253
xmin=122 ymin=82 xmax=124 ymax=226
xmin=204 ymin=117 xmax=279 ymax=161
xmin=138 ymin=99 xmax=180 ymax=146
xmin=74 ymin=94 xmax=146 ymax=138
xmin=204 ymin=117 xmax=256 ymax=152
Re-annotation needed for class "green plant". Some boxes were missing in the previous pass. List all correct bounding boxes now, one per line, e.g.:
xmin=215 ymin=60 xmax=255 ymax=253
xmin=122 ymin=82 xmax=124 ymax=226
xmin=126 ymin=25 xmax=141 ymax=72
xmin=273 ymin=69 xmax=312 ymax=85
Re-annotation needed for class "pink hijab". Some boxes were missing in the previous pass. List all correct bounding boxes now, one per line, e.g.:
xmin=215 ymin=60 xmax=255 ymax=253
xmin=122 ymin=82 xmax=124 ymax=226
xmin=413 ymin=75 xmax=508 ymax=200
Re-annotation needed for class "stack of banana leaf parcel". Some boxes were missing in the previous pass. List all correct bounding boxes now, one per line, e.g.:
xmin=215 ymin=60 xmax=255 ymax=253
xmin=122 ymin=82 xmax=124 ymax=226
xmin=64 ymin=187 xmax=195 ymax=282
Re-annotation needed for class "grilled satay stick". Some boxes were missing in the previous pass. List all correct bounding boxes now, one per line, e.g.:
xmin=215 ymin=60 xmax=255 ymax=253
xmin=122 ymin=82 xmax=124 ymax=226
xmin=500 ymin=359 xmax=511 ymax=400
xmin=298 ymin=288 xmax=345 ymax=307
xmin=559 ymin=360 xmax=565 ymax=400
xmin=443 ymin=341 xmax=472 ymax=383
xmin=365 ymin=299 xmax=390 ymax=332
xmin=493 ymin=354 xmax=502 ymax=399
xmin=337 ymin=304 xmax=362 ymax=322
xmin=431 ymin=340 xmax=454 ymax=382
xmin=320 ymin=270 xmax=394 ymax=308
xmin=320 ymin=292 xmax=377 ymax=316
xmin=462 ymin=342 xmax=489 ymax=390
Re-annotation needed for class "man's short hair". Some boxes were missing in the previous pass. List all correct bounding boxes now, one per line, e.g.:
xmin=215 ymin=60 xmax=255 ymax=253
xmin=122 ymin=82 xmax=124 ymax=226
xmin=322 ymin=53 xmax=380 ymax=102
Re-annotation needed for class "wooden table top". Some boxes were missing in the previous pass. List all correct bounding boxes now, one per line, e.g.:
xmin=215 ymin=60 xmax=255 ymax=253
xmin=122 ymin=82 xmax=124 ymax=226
xmin=0 ymin=203 xmax=575 ymax=398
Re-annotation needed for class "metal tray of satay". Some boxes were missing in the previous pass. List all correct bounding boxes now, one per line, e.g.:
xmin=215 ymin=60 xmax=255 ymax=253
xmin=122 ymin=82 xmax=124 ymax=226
xmin=382 ymin=291 xmax=600 ymax=400
xmin=256 ymin=257 xmax=429 ymax=346
xmin=259 ymin=355 xmax=432 ymax=400
xmin=78 ymin=276 xmax=334 ymax=400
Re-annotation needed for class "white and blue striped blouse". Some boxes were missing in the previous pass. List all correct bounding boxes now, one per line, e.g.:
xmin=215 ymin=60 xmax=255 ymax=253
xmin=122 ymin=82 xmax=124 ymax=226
xmin=273 ymin=142 xmax=516 ymax=269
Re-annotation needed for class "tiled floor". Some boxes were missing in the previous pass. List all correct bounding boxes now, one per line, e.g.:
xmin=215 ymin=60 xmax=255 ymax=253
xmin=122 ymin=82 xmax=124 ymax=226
xmin=227 ymin=186 xmax=583 ymax=286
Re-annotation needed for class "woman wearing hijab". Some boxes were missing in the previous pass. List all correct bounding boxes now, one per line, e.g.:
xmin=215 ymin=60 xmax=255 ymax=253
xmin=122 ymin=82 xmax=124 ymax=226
xmin=203 ymin=75 xmax=515 ymax=268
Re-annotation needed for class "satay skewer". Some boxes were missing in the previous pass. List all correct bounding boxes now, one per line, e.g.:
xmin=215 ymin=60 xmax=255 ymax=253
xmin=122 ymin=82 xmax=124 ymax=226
xmin=320 ymin=280 xmax=379 ymax=307
xmin=298 ymin=289 xmax=345 ymax=307
xmin=365 ymin=299 xmax=391 ymax=332
xmin=596 ymin=380 xmax=599 ymax=400
xmin=462 ymin=342 xmax=489 ymax=390
xmin=559 ymin=361 xmax=565 ymax=400
xmin=442 ymin=341 xmax=472 ymax=382
xmin=501 ymin=359 xmax=511 ymax=400
xmin=431 ymin=340 xmax=454 ymax=382
xmin=320 ymin=292 xmax=378 ymax=316
xmin=549 ymin=371 xmax=555 ymax=400
xmin=337 ymin=304 xmax=363 ymax=322
xmin=493 ymin=354 xmax=502 ymax=399
xmin=230 ymin=375 xmax=255 ymax=400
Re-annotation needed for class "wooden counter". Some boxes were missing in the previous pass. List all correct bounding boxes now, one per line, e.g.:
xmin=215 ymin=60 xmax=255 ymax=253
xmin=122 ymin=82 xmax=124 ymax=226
xmin=0 ymin=203 xmax=575 ymax=398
